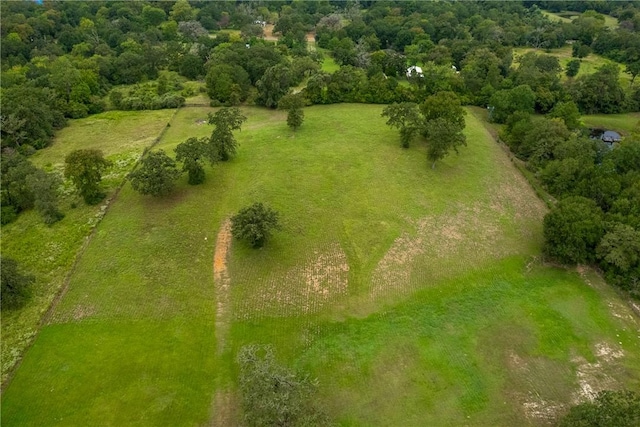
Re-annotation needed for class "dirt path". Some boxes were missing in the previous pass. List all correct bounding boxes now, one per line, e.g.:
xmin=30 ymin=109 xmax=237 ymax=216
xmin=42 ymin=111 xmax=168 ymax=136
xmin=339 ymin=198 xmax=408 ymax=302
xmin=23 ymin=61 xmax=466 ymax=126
xmin=213 ymin=218 xmax=232 ymax=354
xmin=210 ymin=219 xmax=240 ymax=426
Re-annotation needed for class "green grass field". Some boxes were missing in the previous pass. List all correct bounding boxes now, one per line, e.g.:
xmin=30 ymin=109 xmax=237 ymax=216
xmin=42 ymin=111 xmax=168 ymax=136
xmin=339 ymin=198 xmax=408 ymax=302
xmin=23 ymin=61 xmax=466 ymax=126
xmin=317 ymin=47 xmax=340 ymax=73
xmin=2 ymin=105 xmax=640 ymax=426
xmin=0 ymin=109 xmax=175 ymax=383
xmin=512 ymin=46 xmax=632 ymax=87
xmin=542 ymin=10 xmax=618 ymax=29
xmin=582 ymin=112 xmax=640 ymax=135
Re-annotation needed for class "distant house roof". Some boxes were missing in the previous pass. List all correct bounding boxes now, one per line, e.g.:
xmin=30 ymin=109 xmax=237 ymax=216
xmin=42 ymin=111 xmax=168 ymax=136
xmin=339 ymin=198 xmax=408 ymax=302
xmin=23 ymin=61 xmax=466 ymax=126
xmin=601 ymin=131 xmax=621 ymax=143
xmin=406 ymin=65 xmax=423 ymax=78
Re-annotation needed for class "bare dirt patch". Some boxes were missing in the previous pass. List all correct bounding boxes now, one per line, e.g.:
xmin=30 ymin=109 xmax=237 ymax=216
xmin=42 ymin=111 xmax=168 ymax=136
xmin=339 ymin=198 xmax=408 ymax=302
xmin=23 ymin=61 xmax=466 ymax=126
xmin=213 ymin=219 xmax=232 ymax=353
xmin=263 ymin=24 xmax=278 ymax=41
xmin=234 ymin=243 xmax=349 ymax=319
xmin=571 ymin=342 xmax=625 ymax=403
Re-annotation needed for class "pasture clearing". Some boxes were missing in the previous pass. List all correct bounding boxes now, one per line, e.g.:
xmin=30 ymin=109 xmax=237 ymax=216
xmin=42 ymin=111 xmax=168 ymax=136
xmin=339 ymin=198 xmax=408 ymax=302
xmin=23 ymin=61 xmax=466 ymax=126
xmin=2 ymin=105 xmax=639 ymax=426
xmin=0 ymin=109 xmax=175 ymax=383
xmin=512 ymin=46 xmax=633 ymax=87
xmin=581 ymin=112 xmax=640 ymax=135
xmin=542 ymin=10 xmax=618 ymax=29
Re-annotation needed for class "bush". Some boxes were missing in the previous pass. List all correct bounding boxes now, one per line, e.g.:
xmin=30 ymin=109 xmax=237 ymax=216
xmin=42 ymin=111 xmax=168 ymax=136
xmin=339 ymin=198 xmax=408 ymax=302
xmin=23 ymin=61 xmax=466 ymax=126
xmin=1 ymin=256 xmax=35 ymax=310
xmin=559 ymin=390 xmax=640 ymax=427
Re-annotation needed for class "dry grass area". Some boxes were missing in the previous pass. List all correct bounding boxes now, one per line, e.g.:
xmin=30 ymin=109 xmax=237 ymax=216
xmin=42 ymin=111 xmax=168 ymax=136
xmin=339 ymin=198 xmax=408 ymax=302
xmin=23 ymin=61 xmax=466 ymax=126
xmin=233 ymin=243 xmax=350 ymax=319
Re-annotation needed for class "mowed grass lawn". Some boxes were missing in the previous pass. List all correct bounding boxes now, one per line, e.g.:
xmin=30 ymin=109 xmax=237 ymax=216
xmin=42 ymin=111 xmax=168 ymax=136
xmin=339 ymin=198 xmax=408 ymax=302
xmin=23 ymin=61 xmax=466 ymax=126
xmin=0 ymin=109 xmax=175 ymax=383
xmin=2 ymin=105 xmax=640 ymax=426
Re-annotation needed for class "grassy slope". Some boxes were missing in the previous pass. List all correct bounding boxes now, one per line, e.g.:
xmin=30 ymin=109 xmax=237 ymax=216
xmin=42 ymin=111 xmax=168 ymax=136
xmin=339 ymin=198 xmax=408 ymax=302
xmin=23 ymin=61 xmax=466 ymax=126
xmin=0 ymin=109 xmax=175 ymax=383
xmin=2 ymin=105 xmax=639 ymax=426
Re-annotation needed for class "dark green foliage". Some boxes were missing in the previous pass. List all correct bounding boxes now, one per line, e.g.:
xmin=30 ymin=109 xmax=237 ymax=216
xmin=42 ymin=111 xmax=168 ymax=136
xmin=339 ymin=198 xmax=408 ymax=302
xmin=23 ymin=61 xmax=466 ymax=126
xmin=566 ymin=59 xmax=581 ymax=78
xmin=279 ymin=93 xmax=306 ymax=133
xmin=231 ymin=202 xmax=280 ymax=248
xmin=559 ymin=390 xmax=640 ymax=427
xmin=205 ymin=63 xmax=251 ymax=105
xmin=543 ymin=196 xmax=603 ymax=264
xmin=1 ymin=257 xmax=35 ymax=310
xmin=109 ymin=76 xmax=186 ymax=111
xmin=381 ymin=102 xmax=421 ymax=148
xmin=175 ymin=137 xmax=208 ymax=185
xmin=1 ymin=150 xmax=63 ymax=224
xmin=1 ymin=151 xmax=37 ymax=213
xmin=27 ymin=170 xmax=64 ymax=225
xmin=129 ymin=150 xmax=181 ymax=197
xmin=256 ymin=64 xmax=293 ymax=109
xmin=548 ymin=101 xmax=582 ymax=130
xmin=207 ymin=107 xmax=247 ymax=162
xmin=238 ymin=345 xmax=328 ymax=426
xmin=597 ymin=224 xmax=640 ymax=295
xmin=424 ymin=117 xmax=468 ymax=169
xmin=420 ymin=91 xmax=466 ymax=131
xmin=64 ymin=149 xmax=111 ymax=205
xmin=572 ymin=42 xmax=591 ymax=59
xmin=1 ymin=86 xmax=65 ymax=150
xmin=518 ymin=118 xmax=571 ymax=168
xmin=488 ymin=85 xmax=536 ymax=124
xmin=571 ymin=64 xmax=626 ymax=114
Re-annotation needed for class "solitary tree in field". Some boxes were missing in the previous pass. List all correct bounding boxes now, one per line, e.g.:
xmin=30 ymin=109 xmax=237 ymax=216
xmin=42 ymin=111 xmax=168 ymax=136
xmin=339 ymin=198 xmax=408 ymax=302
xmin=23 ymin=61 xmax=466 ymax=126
xmin=175 ymin=137 xmax=208 ymax=185
xmin=231 ymin=202 xmax=280 ymax=248
xmin=423 ymin=118 xmax=467 ymax=168
xmin=129 ymin=150 xmax=181 ymax=197
xmin=1 ymin=256 xmax=34 ymax=310
xmin=381 ymin=102 xmax=421 ymax=148
xmin=238 ymin=345 xmax=328 ymax=426
xmin=421 ymin=92 xmax=467 ymax=168
xmin=207 ymin=107 xmax=247 ymax=161
xmin=278 ymin=93 xmax=305 ymax=133
xmin=64 ymin=149 xmax=111 ymax=204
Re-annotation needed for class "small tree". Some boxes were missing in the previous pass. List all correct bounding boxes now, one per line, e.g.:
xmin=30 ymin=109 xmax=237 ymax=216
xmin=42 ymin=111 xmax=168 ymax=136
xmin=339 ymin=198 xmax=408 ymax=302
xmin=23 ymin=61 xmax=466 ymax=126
xmin=238 ymin=345 xmax=328 ymax=427
xmin=64 ymin=149 xmax=111 ymax=204
xmin=175 ymin=137 xmax=208 ymax=185
xmin=381 ymin=102 xmax=421 ymax=148
xmin=566 ymin=59 xmax=581 ymax=78
xmin=1 ymin=256 xmax=35 ymax=310
xmin=129 ymin=150 xmax=181 ymax=197
xmin=27 ymin=170 xmax=64 ymax=225
xmin=278 ymin=93 xmax=305 ymax=133
xmin=207 ymin=107 xmax=247 ymax=161
xmin=548 ymin=101 xmax=582 ymax=130
xmin=231 ymin=202 xmax=280 ymax=248
xmin=423 ymin=117 xmax=467 ymax=168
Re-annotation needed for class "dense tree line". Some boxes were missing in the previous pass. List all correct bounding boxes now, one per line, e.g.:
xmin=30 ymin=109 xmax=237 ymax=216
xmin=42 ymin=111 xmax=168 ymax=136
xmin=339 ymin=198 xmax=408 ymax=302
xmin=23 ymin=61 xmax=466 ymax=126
xmin=3 ymin=1 xmax=639 ymax=154
xmin=500 ymin=106 xmax=640 ymax=296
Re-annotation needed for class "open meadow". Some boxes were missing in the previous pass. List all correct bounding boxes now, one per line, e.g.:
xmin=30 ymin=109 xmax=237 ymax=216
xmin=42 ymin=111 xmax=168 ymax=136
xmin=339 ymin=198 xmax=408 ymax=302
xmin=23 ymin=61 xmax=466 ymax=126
xmin=0 ymin=109 xmax=176 ymax=384
xmin=2 ymin=105 xmax=640 ymax=426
